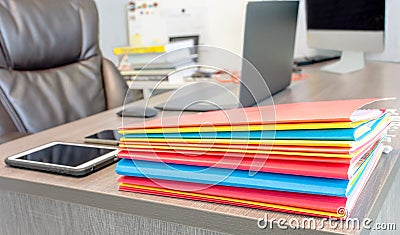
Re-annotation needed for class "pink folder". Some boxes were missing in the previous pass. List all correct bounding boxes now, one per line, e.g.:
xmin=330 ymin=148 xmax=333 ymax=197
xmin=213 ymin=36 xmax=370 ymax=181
xmin=122 ymin=98 xmax=385 ymax=130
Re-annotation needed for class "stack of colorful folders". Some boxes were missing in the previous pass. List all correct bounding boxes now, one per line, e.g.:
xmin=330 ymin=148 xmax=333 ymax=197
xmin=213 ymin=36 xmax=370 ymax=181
xmin=116 ymin=99 xmax=391 ymax=219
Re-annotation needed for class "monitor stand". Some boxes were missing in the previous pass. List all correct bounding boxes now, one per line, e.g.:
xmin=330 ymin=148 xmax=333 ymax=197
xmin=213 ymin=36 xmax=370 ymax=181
xmin=320 ymin=51 xmax=365 ymax=74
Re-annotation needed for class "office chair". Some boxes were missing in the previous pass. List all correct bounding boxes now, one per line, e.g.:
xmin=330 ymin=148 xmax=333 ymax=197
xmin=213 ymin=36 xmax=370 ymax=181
xmin=0 ymin=0 xmax=131 ymax=143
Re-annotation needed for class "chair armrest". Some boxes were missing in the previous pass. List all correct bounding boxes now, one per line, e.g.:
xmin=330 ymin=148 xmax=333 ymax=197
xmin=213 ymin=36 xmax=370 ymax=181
xmin=102 ymin=58 xmax=135 ymax=109
xmin=0 ymin=132 xmax=30 ymax=144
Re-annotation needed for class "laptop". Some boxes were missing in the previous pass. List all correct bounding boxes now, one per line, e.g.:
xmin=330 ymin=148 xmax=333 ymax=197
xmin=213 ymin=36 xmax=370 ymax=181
xmin=155 ymin=1 xmax=299 ymax=111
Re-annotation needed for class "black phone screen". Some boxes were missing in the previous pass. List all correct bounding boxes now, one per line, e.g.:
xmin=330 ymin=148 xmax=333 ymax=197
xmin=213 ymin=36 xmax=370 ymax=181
xmin=85 ymin=130 xmax=120 ymax=141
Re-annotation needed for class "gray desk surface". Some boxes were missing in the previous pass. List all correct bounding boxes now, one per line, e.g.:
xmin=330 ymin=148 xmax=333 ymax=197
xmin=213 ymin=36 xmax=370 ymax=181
xmin=0 ymin=62 xmax=399 ymax=234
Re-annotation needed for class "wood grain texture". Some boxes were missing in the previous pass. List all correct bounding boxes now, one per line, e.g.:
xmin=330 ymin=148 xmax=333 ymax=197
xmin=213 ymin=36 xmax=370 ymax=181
xmin=0 ymin=190 xmax=226 ymax=235
xmin=0 ymin=61 xmax=399 ymax=234
xmin=370 ymin=170 xmax=400 ymax=235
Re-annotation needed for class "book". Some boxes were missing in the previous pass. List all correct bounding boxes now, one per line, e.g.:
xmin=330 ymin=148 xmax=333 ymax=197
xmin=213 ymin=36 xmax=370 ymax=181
xmin=116 ymin=40 xmax=197 ymax=80
xmin=121 ymin=69 xmax=174 ymax=77
xmin=116 ymin=40 xmax=195 ymax=69
xmin=114 ymin=45 xmax=165 ymax=55
xmin=114 ymin=40 xmax=195 ymax=55
xmin=130 ymin=56 xmax=196 ymax=70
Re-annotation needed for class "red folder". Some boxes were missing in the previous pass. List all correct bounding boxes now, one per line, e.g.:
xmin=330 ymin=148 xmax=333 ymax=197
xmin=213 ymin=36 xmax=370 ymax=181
xmin=120 ymin=148 xmax=351 ymax=163
xmin=122 ymin=98 xmax=385 ymax=130
xmin=118 ymin=137 xmax=378 ymax=179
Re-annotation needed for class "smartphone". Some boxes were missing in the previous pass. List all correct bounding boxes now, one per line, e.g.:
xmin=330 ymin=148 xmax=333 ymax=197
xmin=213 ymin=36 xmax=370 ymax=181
xmin=84 ymin=129 xmax=120 ymax=146
xmin=5 ymin=142 xmax=119 ymax=177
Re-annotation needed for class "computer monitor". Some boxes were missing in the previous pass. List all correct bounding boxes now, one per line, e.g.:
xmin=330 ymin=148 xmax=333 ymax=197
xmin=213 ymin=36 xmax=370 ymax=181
xmin=306 ymin=0 xmax=385 ymax=74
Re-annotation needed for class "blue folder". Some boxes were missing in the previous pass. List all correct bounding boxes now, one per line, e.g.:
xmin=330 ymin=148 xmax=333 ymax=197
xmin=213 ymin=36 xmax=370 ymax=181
xmin=123 ymin=114 xmax=386 ymax=141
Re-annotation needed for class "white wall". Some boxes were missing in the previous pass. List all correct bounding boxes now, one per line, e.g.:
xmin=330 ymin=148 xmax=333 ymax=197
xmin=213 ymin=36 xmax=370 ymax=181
xmin=200 ymin=0 xmax=248 ymax=58
xmin=93 ymin=0 xmax=128 ymax=64
xmin=95 ymin=0 xmax=400 ymax=65
xmin=93 ymin=0 xmax=320 ymax=65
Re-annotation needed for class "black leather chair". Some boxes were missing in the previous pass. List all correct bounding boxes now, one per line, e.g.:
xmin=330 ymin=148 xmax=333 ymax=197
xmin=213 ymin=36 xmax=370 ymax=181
xmin=0 ymin=0 xmax=130 ymax=143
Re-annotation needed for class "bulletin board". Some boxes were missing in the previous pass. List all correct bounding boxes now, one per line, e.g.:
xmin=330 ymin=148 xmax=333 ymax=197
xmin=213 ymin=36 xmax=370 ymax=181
xmin=126 ymin=1 xmax=207 ymax=46
xmin=127 ymin=1 xmax=167 ymax=46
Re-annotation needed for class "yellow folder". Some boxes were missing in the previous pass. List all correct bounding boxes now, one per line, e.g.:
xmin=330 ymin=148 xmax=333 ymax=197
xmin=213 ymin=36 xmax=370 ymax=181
xmin=119 ymin=121 xmax=366 ymax=134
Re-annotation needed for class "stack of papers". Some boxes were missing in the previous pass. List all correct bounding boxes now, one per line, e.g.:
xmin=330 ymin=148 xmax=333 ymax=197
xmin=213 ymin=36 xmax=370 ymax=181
xmin=116 ymin=99 xmax=391 ymax=219
xmin=116 ymin=40 xmax=197 ymax=83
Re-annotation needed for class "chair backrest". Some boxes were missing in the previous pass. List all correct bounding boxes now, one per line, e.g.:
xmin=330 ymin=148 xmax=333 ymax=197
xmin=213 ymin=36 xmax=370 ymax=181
xmin=0 ymin=0 xmax=106 ymax=134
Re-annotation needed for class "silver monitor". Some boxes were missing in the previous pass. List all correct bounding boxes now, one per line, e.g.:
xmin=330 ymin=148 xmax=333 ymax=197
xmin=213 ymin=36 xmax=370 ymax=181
xmin=306 ymin=0 xmax=385 ymax=74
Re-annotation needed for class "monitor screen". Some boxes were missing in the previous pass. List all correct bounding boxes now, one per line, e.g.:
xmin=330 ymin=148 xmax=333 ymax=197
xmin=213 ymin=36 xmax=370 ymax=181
xmin=306 ymin=0 xmax=385 ymax=31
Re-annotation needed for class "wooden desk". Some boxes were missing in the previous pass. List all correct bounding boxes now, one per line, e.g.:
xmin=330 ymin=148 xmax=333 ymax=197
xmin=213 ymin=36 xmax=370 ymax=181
xmin=0 ymin=62 xmax=399 ymax=234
